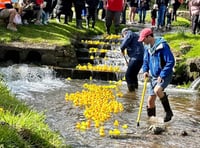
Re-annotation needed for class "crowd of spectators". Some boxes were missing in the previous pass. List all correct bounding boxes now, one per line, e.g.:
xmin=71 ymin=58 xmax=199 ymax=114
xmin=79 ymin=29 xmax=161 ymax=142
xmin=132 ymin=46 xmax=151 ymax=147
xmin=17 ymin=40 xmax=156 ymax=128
xmin=0 ymin=0 xmax=199 ymax=34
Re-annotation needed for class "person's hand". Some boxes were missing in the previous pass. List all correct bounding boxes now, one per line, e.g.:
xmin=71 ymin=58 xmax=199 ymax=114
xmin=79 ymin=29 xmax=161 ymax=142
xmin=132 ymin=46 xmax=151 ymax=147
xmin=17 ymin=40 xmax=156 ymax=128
xmin=157 ymin=76 xmax=163 ymax=83
xmin=121 ymin=50 xmax=125 ymax=55
xmin=143 ymin=72 xmax=149 ymax=79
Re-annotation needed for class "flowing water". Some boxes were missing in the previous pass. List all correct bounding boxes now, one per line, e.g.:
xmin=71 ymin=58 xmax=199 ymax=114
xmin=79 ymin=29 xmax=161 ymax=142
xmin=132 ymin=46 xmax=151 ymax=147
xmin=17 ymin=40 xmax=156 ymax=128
xmin=0 ymin=64 xmax=200 ymax=148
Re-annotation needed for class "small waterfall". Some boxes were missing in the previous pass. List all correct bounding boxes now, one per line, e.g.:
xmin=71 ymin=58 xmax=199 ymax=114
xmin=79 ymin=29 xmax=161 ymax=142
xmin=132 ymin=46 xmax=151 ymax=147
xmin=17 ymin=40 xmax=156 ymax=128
xmin=189 ymin=77 xmax=200 ymax=90
xmin=0 ymin=64 xmax=67 ymax=99
xmin=0 ymin=64 xmax=56 ymax=82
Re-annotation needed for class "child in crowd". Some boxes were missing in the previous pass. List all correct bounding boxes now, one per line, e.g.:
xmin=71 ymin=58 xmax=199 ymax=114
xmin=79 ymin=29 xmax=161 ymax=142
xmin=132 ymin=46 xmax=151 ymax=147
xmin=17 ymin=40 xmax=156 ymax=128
xmin=166 ymin=7 xmax=173 ymax=30
xmin=151 ymin=4 xmax=158 ymax=28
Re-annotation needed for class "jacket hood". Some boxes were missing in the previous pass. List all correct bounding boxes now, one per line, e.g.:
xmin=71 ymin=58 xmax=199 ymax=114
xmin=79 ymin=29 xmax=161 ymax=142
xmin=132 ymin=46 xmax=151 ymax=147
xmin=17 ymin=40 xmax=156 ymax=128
xmin=148 ymin=37 xmax=166 ymax=55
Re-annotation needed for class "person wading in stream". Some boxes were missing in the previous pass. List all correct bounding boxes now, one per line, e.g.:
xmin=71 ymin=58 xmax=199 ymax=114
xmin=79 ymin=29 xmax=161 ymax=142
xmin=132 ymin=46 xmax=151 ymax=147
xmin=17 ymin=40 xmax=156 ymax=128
xmin=120 ymin=28 xmax=144 ymax=92
xmin=138 ymin=28 xmax=175 ymax=122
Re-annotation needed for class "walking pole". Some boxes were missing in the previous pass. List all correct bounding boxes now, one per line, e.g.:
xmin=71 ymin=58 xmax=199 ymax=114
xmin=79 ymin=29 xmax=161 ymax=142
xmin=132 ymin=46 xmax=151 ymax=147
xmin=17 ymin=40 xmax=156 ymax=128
xmin=123 ymin=54 xmax=128 ymax=65
xmin=136 ymin=77 xmax=148 ymax=127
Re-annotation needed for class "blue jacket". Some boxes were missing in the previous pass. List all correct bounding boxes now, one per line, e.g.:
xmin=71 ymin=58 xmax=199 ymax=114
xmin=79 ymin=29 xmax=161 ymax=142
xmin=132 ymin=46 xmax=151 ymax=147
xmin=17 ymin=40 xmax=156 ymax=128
xmin=120 ymin=30 xmax=144 ymax=61
xmin=142 ymin=37 xmax=175 ymax=79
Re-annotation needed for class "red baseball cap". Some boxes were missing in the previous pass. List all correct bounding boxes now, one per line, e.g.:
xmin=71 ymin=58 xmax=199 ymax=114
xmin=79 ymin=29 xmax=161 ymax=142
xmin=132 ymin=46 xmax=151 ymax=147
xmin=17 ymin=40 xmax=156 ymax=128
xmin=138 ymin=28 xmax=153 ymax=42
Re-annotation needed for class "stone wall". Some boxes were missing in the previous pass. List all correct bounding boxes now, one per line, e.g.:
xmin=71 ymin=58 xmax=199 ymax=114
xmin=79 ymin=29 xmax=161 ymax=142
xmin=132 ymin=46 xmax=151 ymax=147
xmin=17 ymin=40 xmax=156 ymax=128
xmin=0 ymin=42 xmax=78 ymax=68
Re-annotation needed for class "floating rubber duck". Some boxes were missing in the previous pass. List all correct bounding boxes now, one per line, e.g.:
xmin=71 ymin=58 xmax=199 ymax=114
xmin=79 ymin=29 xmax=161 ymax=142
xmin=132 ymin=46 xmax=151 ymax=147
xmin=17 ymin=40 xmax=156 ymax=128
xmin=122 ymin=124 xmax=128 ymax=129
xmin=113 ymin=120 xmax=119 ymax=127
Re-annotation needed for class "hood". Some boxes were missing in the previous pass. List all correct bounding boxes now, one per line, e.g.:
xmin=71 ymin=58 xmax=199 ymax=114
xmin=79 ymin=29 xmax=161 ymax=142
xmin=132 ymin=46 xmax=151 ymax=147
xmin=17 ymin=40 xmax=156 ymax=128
xmin=148 ymin=37 xmax=166 ymax=55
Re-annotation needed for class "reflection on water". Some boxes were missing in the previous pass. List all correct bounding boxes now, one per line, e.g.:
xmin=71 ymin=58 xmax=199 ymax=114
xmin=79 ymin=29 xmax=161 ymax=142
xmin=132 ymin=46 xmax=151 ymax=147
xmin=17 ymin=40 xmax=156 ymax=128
xmin=0 ymin=64 xmax=200 ymax=148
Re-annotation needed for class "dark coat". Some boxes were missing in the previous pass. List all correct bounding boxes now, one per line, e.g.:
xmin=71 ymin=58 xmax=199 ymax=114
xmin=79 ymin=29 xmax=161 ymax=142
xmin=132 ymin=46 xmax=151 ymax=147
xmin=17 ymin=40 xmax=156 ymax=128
xmin=55 ymin=0 xmax=73 ymax=14
xmin=120 ymin=30 xmax=144 ymax=60
xmin=86 ymin=0 xmax=99 ymax=8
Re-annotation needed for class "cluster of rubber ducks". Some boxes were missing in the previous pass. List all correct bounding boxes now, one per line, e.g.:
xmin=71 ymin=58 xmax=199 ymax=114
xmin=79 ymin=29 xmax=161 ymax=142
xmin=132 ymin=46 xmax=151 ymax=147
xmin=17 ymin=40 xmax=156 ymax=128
xmin=104 ymin=34 xmax=121 ymax=40
xmin=76 ymin=63 xmax=121 ymax=72
xmin=81 ymin=39 xmax=120 ymax=46
xmin=65 ymin=82 xmax=128 ymax=137
xmin=88 ymin=47 xmax=108 ymax=53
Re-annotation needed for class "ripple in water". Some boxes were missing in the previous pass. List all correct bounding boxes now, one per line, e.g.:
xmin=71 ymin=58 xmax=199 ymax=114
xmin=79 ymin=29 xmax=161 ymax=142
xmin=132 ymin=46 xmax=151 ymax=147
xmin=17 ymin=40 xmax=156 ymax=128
xmin=0 ymin=64 xmax=200 ymax=148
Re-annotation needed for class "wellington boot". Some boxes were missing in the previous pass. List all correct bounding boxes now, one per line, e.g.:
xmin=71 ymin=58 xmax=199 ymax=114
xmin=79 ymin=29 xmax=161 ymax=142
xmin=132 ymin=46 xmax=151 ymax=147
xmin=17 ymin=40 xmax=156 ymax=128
xmin=161 ymin=93 xmax=173 ymax=122
xmin=147 ymin=106 xmax=156 ymax=117
xmin=127 ymin=84 xmax=135 ymax=92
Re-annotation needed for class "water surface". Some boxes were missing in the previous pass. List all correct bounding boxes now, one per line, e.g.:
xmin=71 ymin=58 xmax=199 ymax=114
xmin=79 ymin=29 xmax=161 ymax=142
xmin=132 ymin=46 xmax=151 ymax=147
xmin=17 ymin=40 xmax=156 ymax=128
xmin=0 ymin=65 xmax=200 ymax=148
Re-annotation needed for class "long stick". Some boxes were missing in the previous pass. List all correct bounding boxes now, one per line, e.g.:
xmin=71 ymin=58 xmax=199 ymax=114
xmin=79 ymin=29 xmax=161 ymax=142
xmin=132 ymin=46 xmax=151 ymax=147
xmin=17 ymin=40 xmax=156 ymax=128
xmin=123 ymin=54 xmax=128 ymax=65
xmin=136 ymin=77 xmax=148 ymax=127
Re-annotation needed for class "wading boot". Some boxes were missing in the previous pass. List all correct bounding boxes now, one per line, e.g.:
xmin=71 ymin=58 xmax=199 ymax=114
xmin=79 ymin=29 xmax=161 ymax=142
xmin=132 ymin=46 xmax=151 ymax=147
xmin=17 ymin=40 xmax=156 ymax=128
xmin=147 ymin=106 xmax=156 ymax=117
xmin=160 ymin=93 xmax=173 ymax=122
xmin=128 ymin=84 xmax=136 ymax=92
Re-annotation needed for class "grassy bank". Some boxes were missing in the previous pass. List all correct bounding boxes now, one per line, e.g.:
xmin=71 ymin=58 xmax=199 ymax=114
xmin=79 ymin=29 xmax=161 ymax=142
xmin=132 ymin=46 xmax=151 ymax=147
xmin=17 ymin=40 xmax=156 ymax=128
xmin=0 ymin=19 xmax=105 ymax=45
xmin=0 ymin=81 xmax=69 ymax=147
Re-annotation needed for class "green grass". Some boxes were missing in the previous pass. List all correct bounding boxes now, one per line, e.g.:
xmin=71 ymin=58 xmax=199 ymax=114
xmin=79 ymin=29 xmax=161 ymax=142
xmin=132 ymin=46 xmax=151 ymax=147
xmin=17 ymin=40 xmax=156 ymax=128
xmin=164 ymin=31 xmax=200 ymax=59
xmin=0 ymin=18 xmax=105 ymax=45
xmin=0 ymin=82 xmax=69 ymax=147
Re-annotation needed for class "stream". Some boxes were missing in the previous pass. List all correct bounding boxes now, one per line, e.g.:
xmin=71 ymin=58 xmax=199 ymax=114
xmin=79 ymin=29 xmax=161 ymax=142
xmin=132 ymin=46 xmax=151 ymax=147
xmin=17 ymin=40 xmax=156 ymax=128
xmin=0 ymin=64 xmax=200 ymax=148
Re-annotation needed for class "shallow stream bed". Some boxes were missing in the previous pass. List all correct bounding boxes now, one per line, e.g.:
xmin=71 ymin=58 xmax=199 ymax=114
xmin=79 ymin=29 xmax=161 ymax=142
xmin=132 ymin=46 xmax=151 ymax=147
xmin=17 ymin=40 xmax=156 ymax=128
xmin=1 ymin=65 xmax=200 ymax=148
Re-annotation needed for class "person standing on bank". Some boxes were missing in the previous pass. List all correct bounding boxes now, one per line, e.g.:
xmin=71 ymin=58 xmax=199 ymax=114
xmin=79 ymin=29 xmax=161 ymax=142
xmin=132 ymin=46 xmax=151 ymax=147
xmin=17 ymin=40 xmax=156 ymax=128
xmin=120 ymin=28 xmax=144 ymax=92
xmin=138 ymin=28 xmax=175 ymax=122
xmin=103 ymin=0 xmax=126 ymax=34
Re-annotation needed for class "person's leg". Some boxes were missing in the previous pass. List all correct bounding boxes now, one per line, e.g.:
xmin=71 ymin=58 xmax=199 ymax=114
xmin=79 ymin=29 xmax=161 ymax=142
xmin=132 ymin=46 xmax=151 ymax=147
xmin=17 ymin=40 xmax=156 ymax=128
xmin=132 ymin=7 xmax=137 ymax=23
xmin=102 ymin=8 xmax=105 ymax=20
xmin=172 ymin=2 xmax=181 ymax=21
xmin=34 ymin=9 xmax=42 ymax=25
xmin=128 ymin=6 xmax=133 ymax=23
xmin=105 ymin=10 xmax=112 ymax=34
xmin=146 ymin=77 xmax=158 ymax=117
xmin=91 ymin=7 xmax=96 ymax=28
xmin=0 ymin=9 xmax=18 ymax=31
xmin=86 ymin=7 xmax=91 ymax=28
xmin=197 ymin=15 xmax=200 ymax=34
xmin=113 ymin=11 xmax=121 ymax=34
xmin=55 ymin=9 xmax=61 ymax=23
xmin=192 ymin=15 xmax=198 ymax=34
xmin=125 ymin=59 xmax=142 ymax=91
xmin=142 ymin=9 xmax=146 ymax=24
xmin=120 ymin=3 xmax=127 ymax=24
xmin=138 ymin=8 xmax=142 ymax=23
xmin=74 ymin=4 xmax=83 ymax=29
xmin=157 ymin=7 xmax=162 ymax=28
xmin=160 ymin=5 xmax=166 ymax=27
xmin=147 ymin=95 xmax=157 ymax=117
xmin=153 ymin=72 xmax=173 ymax=122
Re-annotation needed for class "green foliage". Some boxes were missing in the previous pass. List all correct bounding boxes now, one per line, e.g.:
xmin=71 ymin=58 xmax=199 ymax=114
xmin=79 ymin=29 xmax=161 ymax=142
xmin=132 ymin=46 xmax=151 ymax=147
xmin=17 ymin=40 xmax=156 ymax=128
xmin=0 ymin=124 xmax=27 ymax=147
xmin=0 ymin=82 xmax=68 ymax=147
xmin=164 ymin=32 xmax=200 ymax=59
xmin=172 ymin=17 xmax=190 ymax=27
